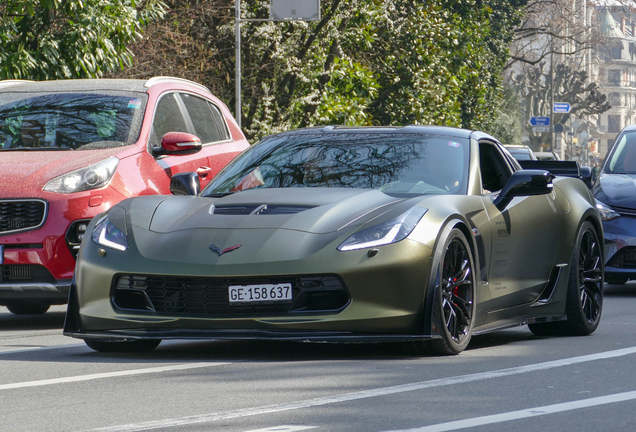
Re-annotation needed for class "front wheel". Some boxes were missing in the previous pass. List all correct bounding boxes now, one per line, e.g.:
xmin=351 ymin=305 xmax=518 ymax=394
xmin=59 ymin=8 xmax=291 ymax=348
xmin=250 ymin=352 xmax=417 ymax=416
xmin=84 ymin=339 xmax=161 ymax=353
xmin=423 ymin=228 xmax=477 ymax=355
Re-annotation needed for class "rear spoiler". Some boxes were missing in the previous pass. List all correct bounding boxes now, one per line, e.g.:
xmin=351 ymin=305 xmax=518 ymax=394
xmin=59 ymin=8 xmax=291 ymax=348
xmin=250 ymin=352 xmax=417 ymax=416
xmin=518 ymin=160 xmax=593 ymax=189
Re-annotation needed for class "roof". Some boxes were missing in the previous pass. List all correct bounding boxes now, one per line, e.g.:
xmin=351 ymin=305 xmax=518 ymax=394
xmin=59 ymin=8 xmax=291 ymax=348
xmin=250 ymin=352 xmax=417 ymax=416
xmin=0 ymin=77 xmax=210 ymax=94
xmin=273 ymin=125 xmax=482 ymax=139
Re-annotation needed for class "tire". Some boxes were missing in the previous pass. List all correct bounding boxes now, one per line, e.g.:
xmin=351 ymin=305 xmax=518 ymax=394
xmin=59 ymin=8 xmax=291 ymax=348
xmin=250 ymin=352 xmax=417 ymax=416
xmin=6 ymin=301 xmax=51 ymax=315
xmin=529 ymin=221 xmax=603 ymax=336
xmin=84 ymin=339 xmax=161 ymax=353
xmin=605 ymin=275 xmax=628 ymax=285
xmin=421 ymin=228 xmax=477 ymax=355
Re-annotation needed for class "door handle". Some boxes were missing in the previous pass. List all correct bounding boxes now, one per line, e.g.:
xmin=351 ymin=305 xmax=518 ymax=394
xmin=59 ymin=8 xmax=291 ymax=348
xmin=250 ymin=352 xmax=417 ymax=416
xmin=196 ymin=166 xmax=212 ymax=177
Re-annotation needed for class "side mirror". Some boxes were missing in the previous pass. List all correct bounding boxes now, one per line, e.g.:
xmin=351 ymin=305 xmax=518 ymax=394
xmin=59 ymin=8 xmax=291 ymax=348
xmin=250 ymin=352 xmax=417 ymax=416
xmin=493 ymin=170 xmax=553 ymax=210
xmin=170 ymin=172 xmax=200 ymax=196
xmin=153 ymin=132 xmax=202 ymax=156
xmin=580 ymin=166 xmax=593 ymax=189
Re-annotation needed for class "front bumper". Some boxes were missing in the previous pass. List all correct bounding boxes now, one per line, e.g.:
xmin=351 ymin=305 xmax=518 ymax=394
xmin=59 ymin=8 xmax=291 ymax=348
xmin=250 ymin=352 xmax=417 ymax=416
xmin=65 ymin=232 xmax=436 ymax=341
xmin=603 ymin=214 xmax=636 ymax=280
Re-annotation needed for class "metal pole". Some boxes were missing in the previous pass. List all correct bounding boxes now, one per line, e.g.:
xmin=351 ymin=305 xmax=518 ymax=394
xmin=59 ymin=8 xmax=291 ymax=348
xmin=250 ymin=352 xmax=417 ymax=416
xmin=235 ymin=0 xmax=241 ymax=129
xmin=550 ymin=50 xmax=555 ymax=152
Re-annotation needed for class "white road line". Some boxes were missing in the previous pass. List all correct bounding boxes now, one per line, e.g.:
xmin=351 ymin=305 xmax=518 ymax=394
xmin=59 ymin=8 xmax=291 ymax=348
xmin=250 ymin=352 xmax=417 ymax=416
xmin=385 ymin=390 xmax=636 ymax=432
xmin=0 ymin=362 xmax=230 ymax=391
xmin=0 ymin=343 xmax=85 ymax=355
xmin=242 ymin=427 xmax=316 ymax=432
xmin=91 ymin=346 xmax=636 ymax=432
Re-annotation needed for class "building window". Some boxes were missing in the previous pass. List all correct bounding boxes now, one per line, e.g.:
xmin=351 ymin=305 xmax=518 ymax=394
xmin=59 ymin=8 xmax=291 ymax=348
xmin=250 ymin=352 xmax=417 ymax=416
xmin=608 ymin=115 xmax=621 ymax=133
xmin=609 ymin=69 xmax=621 ymax=85
xmin=610 ymin=43 xmax=623 ymax=59
xmin=609 ymin=92 xmax=621 ymax=106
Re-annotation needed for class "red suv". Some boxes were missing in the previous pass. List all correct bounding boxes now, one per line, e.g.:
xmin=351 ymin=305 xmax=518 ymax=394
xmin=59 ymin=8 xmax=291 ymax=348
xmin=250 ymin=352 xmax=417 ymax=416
xmin=0 ymin=77 xmax=248 ymax=314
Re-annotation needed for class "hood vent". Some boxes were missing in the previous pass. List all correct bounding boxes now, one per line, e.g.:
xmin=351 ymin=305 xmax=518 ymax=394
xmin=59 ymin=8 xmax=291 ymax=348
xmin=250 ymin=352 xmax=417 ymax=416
xmin=212 ymin=204 xmax=315 ymax=216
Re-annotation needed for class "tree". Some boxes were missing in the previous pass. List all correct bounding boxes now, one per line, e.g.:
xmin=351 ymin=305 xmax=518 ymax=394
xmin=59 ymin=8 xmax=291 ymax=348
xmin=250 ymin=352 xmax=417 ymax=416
xmin=0 ymin=0 xmax=166 ymax=80
xmin=511 ymin=61 xmax=611 ymax=148
xmin=107 ymin=0 xmax=528 ymax=140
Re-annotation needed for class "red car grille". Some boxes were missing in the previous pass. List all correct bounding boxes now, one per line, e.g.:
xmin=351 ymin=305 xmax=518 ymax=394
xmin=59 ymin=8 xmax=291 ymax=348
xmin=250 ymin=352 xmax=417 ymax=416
xmin=112 ymin=274 xmax=350 ymax=317
xmin=608 ymin=247 xmax=636 ymax=269
xmin=0 ymin=200 xmax=47 ymax=234
xmin=0 ymin=265 xmax=56 ymax=283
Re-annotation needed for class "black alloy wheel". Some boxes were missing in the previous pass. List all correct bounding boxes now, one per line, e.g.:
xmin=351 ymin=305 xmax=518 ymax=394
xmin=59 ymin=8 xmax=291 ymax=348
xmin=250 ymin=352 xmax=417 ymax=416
xmin=427 ymin=228 xmax=476 ymax=355
xmin=568 ymin=221 xmax=603 ymax=333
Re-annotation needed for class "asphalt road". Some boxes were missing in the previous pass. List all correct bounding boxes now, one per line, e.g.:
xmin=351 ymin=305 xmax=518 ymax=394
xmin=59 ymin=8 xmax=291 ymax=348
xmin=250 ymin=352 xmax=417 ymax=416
xmin=1 ymin=284 xmax=636 ymax=432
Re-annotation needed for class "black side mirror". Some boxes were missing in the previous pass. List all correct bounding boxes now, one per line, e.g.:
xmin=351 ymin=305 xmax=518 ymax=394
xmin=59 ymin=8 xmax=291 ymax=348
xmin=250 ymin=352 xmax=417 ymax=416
xmin=580 ymin=166 xmax=593 ymax=189
xmin=170 ymin=172 xmax=200 ymax=196
xmin=493 ymin=170 xmax=553 ymax=210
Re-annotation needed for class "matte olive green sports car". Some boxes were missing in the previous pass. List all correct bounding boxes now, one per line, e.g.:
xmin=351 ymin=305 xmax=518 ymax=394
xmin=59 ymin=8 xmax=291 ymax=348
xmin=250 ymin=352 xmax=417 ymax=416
xmin=64 ymin=126 xmax=604 ymax=355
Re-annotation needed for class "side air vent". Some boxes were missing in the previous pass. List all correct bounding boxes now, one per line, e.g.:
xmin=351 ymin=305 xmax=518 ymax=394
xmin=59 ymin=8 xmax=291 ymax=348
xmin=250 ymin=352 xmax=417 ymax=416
xmin=212 ymin=204 xmax=314 ymax=216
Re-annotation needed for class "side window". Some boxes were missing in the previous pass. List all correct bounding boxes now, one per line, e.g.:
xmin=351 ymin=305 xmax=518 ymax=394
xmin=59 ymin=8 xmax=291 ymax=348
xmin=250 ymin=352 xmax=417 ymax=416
xmin=479 ymin=142 xmax=512 ymax=193
xmin=180 ymin=93 xmax=230 ymax=144
xmin=149 ymin=93 xmax=189 ymax=149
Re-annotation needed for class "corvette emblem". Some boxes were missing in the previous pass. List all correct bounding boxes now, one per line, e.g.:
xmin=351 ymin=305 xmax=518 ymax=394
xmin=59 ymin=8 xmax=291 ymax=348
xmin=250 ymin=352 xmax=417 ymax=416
xmin=209 ymin=243 xmax=242 ymax=256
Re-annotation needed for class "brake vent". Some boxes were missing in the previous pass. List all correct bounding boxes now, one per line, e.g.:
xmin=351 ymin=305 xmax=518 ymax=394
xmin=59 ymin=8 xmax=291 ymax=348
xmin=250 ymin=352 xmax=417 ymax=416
xmin=212 ymin=204 xmax=314 ymax=215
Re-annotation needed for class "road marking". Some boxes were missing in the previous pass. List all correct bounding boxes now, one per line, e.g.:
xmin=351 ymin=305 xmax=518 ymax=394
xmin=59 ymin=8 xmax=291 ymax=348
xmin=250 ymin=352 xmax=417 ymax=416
xmin=0 ymin=343 xmax=85 ymax=355
xmin=242 ymin=427 xmax=316 ymax=432
xmin=384 ymin=390 xmax=636 ymax=432
xmin=91 ymin=346 xmax=636 ymax=432
xmin=0 ymin=362 xmax=230 ymax=391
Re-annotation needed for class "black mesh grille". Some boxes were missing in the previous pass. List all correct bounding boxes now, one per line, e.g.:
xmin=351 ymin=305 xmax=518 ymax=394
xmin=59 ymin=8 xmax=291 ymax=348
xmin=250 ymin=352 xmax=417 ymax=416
xmin=112 ymin=274 xmax=349 ymax=316
xmin=212 ymin=204 xmax=314 ymax=216
xmin=0 ymin=265 xmax=56 ymax=283
xmin=0 ymin=200 xmax=47 ymax=234
xmin=608 ymin=247 xmax=636 ymax=269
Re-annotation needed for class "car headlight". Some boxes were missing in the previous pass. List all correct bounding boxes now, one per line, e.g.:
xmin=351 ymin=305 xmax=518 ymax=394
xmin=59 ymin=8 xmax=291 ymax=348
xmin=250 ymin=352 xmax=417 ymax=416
xmin=43 ymin=156 xmax=119 ymax=193
xmin=338 ymin=206 xmax=428 ymax=251
xmin=595 ymin=198 xmax=620 ymax=221
xmin=91 ymin=212 xmax=127 ymax=251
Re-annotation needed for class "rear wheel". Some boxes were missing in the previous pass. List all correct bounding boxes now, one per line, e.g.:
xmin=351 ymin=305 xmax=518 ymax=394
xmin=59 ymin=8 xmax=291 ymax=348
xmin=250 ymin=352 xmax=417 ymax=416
xmin=84 ymin=339 xmax=161 ymax=353
xmin=413 ymin=228 xmax=476 ymax=356
xmin=529 ymin=221 xmax=603 ymax=336
xmin=6 ymin=301 xmax=51 ymax=315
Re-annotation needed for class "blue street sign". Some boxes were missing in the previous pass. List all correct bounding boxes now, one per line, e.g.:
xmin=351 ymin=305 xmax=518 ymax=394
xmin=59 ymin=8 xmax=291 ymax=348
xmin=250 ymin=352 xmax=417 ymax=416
xmin=553 ymin=102 xmax=571 ymax=113
xmin=529 ymin=116 xmax=550 ymax=126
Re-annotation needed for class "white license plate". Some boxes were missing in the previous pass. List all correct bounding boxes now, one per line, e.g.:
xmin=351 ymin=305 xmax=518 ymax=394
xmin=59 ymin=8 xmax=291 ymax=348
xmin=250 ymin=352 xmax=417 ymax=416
xmin=228 ymin=283 xmax=292 ymax=303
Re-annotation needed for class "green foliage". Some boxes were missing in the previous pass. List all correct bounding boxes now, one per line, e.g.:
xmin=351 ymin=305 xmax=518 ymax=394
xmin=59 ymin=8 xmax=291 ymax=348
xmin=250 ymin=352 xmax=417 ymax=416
xmin=0 ymin=0 xmax=166 ymax=80
xmin=105 ymin=0 xmax=527 ymax=140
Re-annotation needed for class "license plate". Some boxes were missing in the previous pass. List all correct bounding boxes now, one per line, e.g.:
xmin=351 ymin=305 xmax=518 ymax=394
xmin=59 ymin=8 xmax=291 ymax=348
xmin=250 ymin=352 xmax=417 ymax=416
xmin=0 ymin=245 xmax=3 ymax=264
xmin=228 ymin=283 xmax=292 ymax=303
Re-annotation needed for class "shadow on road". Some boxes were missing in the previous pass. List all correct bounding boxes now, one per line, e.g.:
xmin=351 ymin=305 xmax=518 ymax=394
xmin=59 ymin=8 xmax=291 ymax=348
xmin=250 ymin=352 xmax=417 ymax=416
xmin=604 ymin=282 xmax=636 ymax=297
xmin=0 ymin=310 xmax=66 ymax=331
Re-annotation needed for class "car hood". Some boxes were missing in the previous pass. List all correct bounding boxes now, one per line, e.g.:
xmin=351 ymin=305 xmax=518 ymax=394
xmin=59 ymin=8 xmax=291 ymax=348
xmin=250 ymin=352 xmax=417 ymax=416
xmin=131 ymin=188 xmax=406 ymax=235
xmin=0 ymin=148 xmax=125 ymax=189
xmin=594 ymin=173 xmax=636 ymax=210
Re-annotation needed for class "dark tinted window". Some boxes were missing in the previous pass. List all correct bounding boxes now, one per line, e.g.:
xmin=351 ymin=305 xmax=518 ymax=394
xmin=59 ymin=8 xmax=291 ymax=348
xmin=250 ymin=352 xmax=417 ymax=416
xmin=181 ymin=93 xmax=229 ymax=144
xmin=203 ymin=133 xmax=470 ymax=197
xmin=149 ymin=93 xmax=189 ymax=148
xmin=0 ymin=92 xmax=146 ymax=150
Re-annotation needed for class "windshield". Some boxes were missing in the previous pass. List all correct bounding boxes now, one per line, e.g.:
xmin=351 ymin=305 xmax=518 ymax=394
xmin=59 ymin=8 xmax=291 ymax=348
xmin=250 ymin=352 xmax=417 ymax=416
xmin=0 ymin=92 xmax=147 ymax=150
xmin=202 ymin=132 xmax=470 ymax=197
xmin=605 ymin=131 xmax=636 ymax=174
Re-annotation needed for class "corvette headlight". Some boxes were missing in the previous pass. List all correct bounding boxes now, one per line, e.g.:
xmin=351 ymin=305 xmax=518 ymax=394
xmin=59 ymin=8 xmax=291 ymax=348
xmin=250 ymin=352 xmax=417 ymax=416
xmin=91 ymin=213 xmax=127 ymax=251
xmin=338 ymin=207 xmax=428 ymax=251
xmin=43 ymin=156 xmax=119 ymax=193
xmin=595 ymin=199 xmax=620 ymax=221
